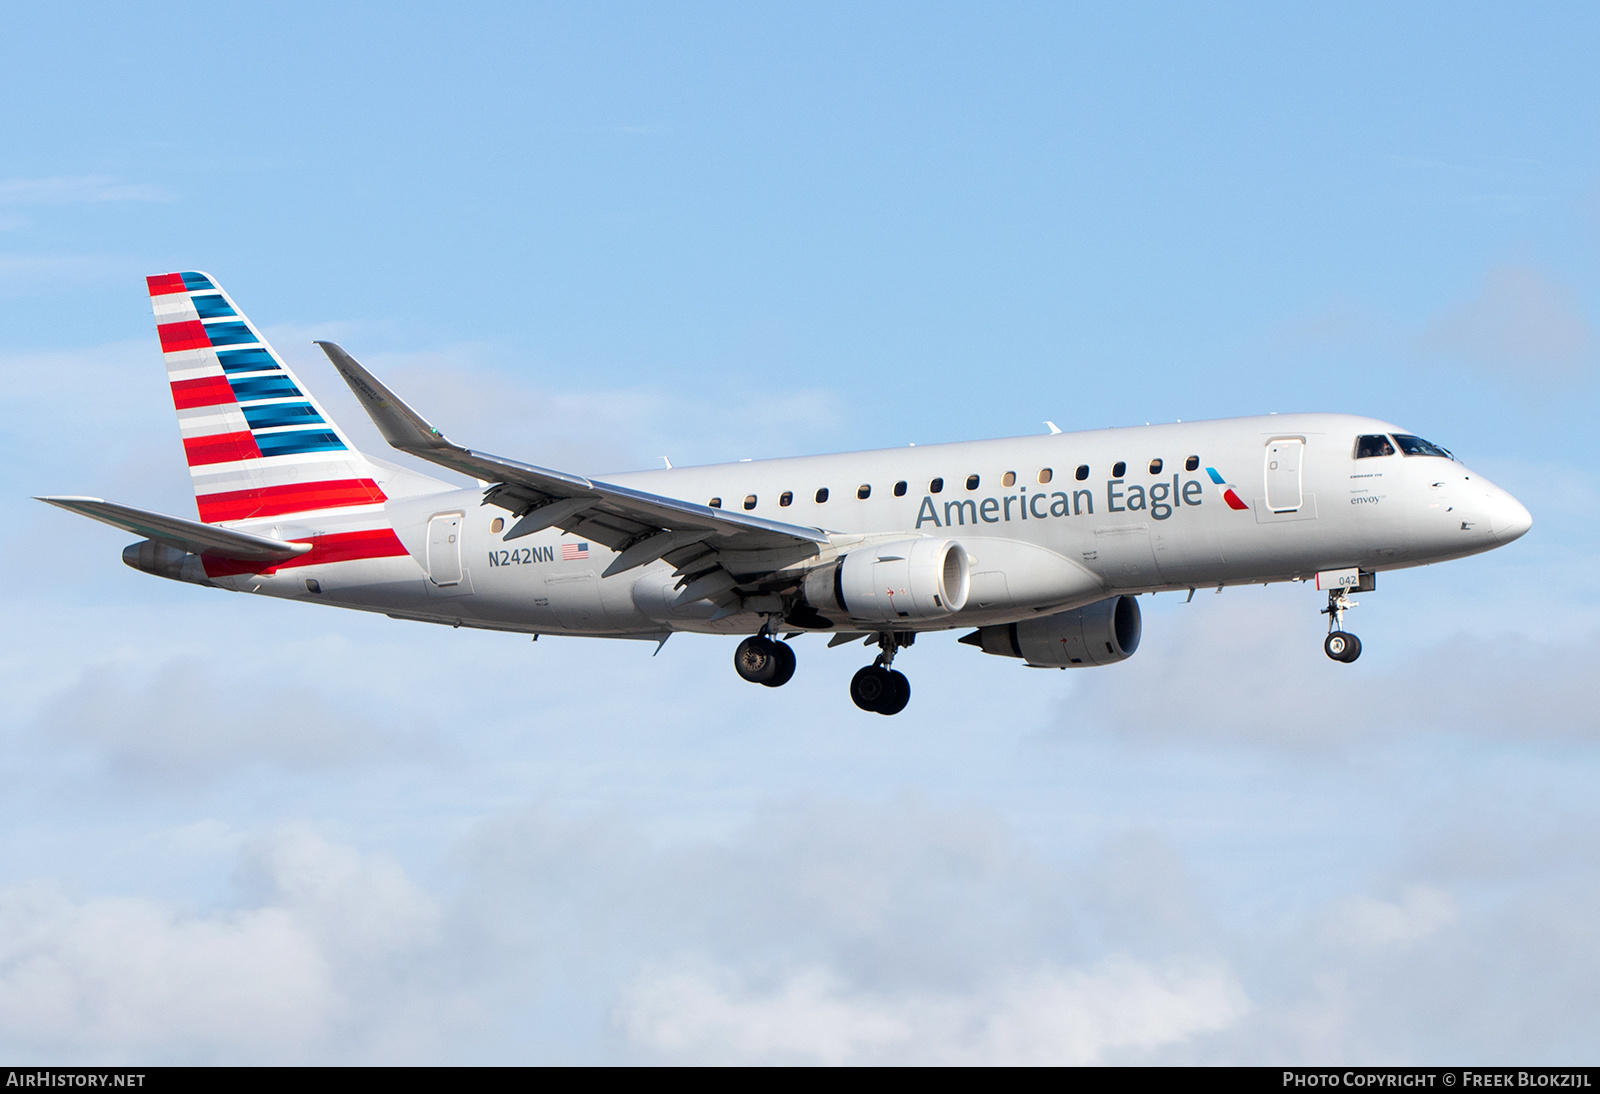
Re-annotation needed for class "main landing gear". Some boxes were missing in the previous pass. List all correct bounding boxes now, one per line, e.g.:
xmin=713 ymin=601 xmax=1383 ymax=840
xmin=733 ymin=629 xmax=916 ymax=714
xmin=733 ymin=634 xmax=796 ymax=687
xmin=850 ymin=633 xmax=912 ymax=716
xmin=1321 ymin=588 xmax=1362 ymax=663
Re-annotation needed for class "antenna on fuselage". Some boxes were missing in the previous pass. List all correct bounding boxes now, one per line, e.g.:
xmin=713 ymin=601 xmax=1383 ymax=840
xmin=1043 ymin=421 xmax=1062 ymax=434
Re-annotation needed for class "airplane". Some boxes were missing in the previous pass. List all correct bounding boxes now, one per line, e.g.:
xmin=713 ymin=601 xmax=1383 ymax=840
xmin=37 ymin=272 xmax=1533 ymax=715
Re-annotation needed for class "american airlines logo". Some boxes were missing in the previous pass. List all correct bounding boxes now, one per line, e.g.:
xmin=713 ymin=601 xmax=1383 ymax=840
xmin=913 ymin=471 xmax=1238 ymax=529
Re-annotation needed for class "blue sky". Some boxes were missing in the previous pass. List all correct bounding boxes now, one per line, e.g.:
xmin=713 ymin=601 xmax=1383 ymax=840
xmin=2 ymin=3 xmax=1598 ymax=1063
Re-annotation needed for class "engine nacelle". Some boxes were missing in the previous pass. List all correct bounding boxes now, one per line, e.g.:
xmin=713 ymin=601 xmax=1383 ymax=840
xmin=960 ymin=595 xmax=1141 ymax=667
xmin=799 ymin=538 xmax=970 ymax=625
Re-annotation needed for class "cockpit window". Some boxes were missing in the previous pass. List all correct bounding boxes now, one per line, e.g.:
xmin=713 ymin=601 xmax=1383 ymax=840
xmin=1393 ymin=434 xmax=1453 ymax=459
xmin=1355 ymin=434 xmax=1395 ymax=459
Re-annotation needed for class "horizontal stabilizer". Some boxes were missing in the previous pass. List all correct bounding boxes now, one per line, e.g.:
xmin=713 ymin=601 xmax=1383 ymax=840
xmin=36 ymin=496 xmax=312 ymax=561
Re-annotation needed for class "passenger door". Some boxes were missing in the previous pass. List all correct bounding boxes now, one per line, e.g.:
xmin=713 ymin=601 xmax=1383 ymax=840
xmin=1264 ymin=439 xmax=1305 ymax=513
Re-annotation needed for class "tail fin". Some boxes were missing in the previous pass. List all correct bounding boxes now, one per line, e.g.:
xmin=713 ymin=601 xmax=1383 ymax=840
xmin=148 ymin=271 xmax=393 ymax=525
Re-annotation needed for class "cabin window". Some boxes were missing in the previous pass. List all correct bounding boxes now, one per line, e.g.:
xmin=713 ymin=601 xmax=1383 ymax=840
xmin=1149 ymin=458 xmax=1163 ymax=475
xmin=1075 ymin=465 xmax=1089 ymax=481
xmin=893 ymin=481 xmax=907 ymax=497
xmin=1112 ymin=461 xmax=1126 ymax=477
xmin=779 ymin=491 xmax=793 ymax=507
xmin=1038 ymin=468 xmax=1053 ymax=484
xmin=709 ymin=497 xmax=722 ymax=508
xmin=929 ymin=477 xmax=944 ymax=494
xmin=1355 ymin=434 xmax=1395 ymax=459
xmin=858 ymin=484 xmax=871 ymax=499
xmin=816 ymin=488 xmax=829 ymax=503
xmin=490 ymin=517 xmax=504 ymax=533
xmin=743 ymin=494 xmax=757 ymax=510
xmin=965 ymin=474 xmax=980 ymax=490
xmin=1393 ymin=434 xmax=1453 ymax=459
xmin=1185 ymin=455 xmax=1199 ymax=471
xmin=1002 ymin=471 xmax=1016 ymax=487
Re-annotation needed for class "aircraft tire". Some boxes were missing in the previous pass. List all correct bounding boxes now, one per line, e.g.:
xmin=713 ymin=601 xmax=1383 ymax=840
xmin=1324 ymin=632 xmax=1362 ymax=663
xmin=735 ymin=636 xmax=780 ymax=684
xmin=850 ymin=665 xmax=890 ymax=711
xmin=763 ymin=641 xmax=797 ymax=688
xmin=876 ymin=670 xmax=911 ymax=716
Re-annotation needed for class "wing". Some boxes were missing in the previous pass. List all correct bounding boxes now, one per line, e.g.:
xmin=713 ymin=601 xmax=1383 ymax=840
xmin=317 ymin=342 xmax=831 ymax=606
xmin=35 ymin=496 xmax=313 ymax=561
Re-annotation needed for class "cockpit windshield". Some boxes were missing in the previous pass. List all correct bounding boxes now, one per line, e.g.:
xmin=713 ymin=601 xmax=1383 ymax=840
xmin=1355 ymin=434 xmax=1395 ymax=458
xmin=1393 ymin=434 xmax=1454 ymax=459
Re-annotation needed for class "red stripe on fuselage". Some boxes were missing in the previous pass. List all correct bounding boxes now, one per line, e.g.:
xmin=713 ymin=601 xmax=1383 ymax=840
xmin=196 ymin=479 xmax=389 ymax=523
xmin=170 ymin=375 xmax=236 ymax=409
xmin=1223 ymin=488 xmax=1249 ymax=511
xmin=146 ymin=273 xmax=188 ymax=296
xmin=183 ymin=431 xmax=262 ymax=466
xmin=202 ymin=527 xmax=410 ymax=578
xmin=158 ymin=320 xmax=210 ymax=352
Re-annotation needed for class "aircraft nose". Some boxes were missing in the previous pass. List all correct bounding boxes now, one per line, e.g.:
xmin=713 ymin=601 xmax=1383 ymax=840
xmin=1486 ymin=488 xmax=1533 ymax=544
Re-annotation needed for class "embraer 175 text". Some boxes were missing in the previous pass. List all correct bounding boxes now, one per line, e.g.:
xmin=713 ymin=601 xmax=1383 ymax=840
xmin=39 ymin=273 xmax=1534 ymax=715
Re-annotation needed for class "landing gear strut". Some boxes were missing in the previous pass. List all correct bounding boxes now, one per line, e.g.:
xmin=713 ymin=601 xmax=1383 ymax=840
xmin=851 ymin=632 xmax=912 ymax=715
xmin=1321 ymin=588 xmax=1362 ymax=663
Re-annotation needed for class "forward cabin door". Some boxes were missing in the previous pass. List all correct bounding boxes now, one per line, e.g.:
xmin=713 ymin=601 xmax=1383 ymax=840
xmin=427 ymin=513 xmax=464 ymax=586
xmin=1264 ymin=439 xmax=1304 ymax=513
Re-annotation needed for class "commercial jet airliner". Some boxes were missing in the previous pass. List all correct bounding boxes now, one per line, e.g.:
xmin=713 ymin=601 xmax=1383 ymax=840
xmin=38 ymin=273 xmax=1533 ymax=714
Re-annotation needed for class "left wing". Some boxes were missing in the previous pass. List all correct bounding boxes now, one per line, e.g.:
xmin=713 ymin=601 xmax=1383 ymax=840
xmin=317 ymin=342 xmax=831 ymax=605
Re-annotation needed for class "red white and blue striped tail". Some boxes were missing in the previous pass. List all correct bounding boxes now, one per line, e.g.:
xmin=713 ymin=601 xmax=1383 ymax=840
xmin=148 ymin=271 xmax=392 ymax=526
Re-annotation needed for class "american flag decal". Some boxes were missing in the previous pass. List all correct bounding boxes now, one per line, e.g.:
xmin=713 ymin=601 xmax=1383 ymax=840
xmin=562 ymin=541 xmax=589 ymax=561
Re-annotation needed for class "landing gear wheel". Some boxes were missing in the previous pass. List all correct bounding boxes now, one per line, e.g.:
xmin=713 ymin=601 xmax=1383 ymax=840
xmin=849 ymin=665 xmax=911 ymax=714
xmin=850 ymin=665 xmax=891 ymax=711
xmin=1324 ymin=631 xmax=1362 ymax=663
xmin=877 ymin=670 xmax=910 ymax=715
xmin=735 ymin=636 xmax=780 ymax=684
xmin=763 ymin=641 xmax=796 ymax=688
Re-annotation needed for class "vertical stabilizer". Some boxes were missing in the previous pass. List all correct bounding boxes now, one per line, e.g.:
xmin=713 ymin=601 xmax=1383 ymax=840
xmin=148 ymin=271 xmax=393 ymax=525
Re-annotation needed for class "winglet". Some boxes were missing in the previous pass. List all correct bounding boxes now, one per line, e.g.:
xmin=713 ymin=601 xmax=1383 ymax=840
xmin=316 ymin=341 xmax=454 ymax=453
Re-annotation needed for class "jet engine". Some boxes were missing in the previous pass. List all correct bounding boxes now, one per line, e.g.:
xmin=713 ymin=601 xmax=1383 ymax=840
xmin=959 ymin=595 xmax=1141 ymax=667
xmin=795 ymin=538 xmax=970 ymax=625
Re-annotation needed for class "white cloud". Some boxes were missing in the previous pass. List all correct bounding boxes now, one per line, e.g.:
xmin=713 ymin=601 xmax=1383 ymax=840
xmin=615 ymin=955 xmax=1247 ymax=1065
xmin=0 ymin=828 xmax=437 ymax=1063
xmin=0 ymin=176 xmax=171 ymax=206
xmin=1418 ymin=265 xmax=1594 ymax=386
xmin=1324 ymin=886 xmax=1458 ymax=950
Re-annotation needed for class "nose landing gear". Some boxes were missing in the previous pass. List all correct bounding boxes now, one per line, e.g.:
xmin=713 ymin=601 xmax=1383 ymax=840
xmin=1321 ymin=588 xmax=1362 ymax=663
xmin=850 ymin=632 xmax=912 ymax=715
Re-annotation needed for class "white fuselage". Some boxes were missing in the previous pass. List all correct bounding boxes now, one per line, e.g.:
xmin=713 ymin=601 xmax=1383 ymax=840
xmin=206 ymin=412 xmax=1531 ymax=638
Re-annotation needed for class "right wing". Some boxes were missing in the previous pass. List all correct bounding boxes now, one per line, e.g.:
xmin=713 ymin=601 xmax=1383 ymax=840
xmin=318 ymin=342 xmax=833 ymax=605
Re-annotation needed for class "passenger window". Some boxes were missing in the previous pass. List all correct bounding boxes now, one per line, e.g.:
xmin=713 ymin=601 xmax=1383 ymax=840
xmin=709 ymin=497 xmax=722 ymax=508
xmin=815 ymin=488 xmax=829 ymax=503
xmin=1355 ymin=434 xmax=1396 ymax=459
xmin=1075 ymin=465 xmax=1089 ymax=481
xmin=743 ymin=495 xmax=757 ymax=510
xmin=857 ymin=484 xmax=871 ymax=499
xmin=1148 ymin=459 xmax=1162 ymax=475
xmin=965 ymin=474 xmax=980 ymax=490
xmin=893 ymin=481 xmax=907 ymax=496
xmin=929 ymin=477 xmax=944 ymax=494
xmin=1112 ymin=461 xmax=1126 ymax=477
xmin=1185 ymin=455 xmax=1199 ymax=471
xmin=779 ymin=491 xmax=793 ymax=507
xmin=490 ymin=517 xmax=504 ymax=533
xmin=1002 ymin=471 xmax=1016 ymax=487
xmin=1038 ymin=468 xmax=1052 ymax=484
xmin=1393 ymin=434 xmax=1453 ymax=459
